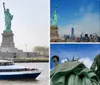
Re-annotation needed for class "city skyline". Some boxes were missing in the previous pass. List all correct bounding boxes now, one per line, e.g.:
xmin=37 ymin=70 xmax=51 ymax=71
xmin=51 ymin=0 xmax=100 ymax=37
xmin=0 ymin=0 xmax=49 ymax=52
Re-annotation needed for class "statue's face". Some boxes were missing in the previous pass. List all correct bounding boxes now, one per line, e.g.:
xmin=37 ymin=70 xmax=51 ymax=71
xmin=7 ymin=9 xmax=9 ymax=12
xmin=52 ymin=58 xmax=58 ymax=63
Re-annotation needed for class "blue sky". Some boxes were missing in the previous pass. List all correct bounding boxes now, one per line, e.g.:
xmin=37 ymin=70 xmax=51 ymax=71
xmin=50 ymin=44 xmax=100 ymax=69
xmin=50 ymin=0 xmax=100 ymax=37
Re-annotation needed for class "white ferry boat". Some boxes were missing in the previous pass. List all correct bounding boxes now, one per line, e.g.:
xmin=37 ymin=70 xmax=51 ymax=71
xmin=0 ymin=60 xmax=42 ymax=79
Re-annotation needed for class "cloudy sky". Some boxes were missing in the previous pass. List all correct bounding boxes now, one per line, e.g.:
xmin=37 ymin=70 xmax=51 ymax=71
xmin=51 ymin=0 xmax=100 ymax=37
xmin=50 ymin=44 xmax=100 ymax=69
xmin=0 ymin=0 xmax=49 ymax=51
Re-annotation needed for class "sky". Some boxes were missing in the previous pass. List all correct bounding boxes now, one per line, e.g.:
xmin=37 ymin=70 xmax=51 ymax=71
xmin=50 ymin=0 xmax=100 ymax=37
xmin=50 ymin=44 xmax=100 ymax=69
xmin=0 ymin=0 xmax=49 ymax=52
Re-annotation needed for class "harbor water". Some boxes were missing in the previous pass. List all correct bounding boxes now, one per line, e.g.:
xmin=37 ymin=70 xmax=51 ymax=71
xmin=0 ymin=63 xmax=49 ymax=85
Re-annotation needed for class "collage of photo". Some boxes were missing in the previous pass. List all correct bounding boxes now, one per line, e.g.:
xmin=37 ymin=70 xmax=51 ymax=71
xmin=50 ymin=0 xmax=100 ymax=85
xmin=0 ymin=0 xmax=99 ymax=85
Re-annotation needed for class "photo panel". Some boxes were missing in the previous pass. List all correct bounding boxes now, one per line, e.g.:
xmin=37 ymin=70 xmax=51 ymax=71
xmin=0 ymin=0 xmax=49 ymax=85
xmin=50 ymin=44 xmax=100 ymax=85
xmin=50 ymin=0 xmax=100 ymax=42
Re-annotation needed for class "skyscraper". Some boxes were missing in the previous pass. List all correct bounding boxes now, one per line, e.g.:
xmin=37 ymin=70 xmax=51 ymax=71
xmin=71 ymin=27 xmax=75 ymax=40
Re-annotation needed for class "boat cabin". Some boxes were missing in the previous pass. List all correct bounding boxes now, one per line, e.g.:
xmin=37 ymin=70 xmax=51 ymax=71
xmin=0 ymin=60 xmax=38 ymax=72
xmin=0 ymin=60 xmax=14 ymax=66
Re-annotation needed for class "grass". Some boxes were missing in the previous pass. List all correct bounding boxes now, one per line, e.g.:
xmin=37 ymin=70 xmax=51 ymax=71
xmin=0 ymin=57 xmax=49 ymax=63
xmin=13 ymin=57 xmax=49 ymax=63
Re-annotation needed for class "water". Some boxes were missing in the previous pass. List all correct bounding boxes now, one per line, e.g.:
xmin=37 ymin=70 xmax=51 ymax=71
xmin=0 ymin=63 xmax=49 ymax=85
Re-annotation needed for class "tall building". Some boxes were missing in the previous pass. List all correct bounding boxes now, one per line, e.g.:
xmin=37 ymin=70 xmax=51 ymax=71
xmin=71 ymin=28 xmax=75 ymax=40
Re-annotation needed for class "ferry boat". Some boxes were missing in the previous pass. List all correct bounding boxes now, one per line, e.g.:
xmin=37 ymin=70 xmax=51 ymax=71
xmin=0 ymin=60 xmax=42 ymax=79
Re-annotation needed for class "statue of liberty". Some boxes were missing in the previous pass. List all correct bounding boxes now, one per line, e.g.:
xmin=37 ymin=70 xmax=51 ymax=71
xmin=51 ymin=55 xmax=100 ymax=85
xmin=91 ymin=54 xmax=100 ymax=79
xmin=3 ymin=2 xmax=13 ymax=31
xmin=51 ymin=6 xmax=57 ymax=26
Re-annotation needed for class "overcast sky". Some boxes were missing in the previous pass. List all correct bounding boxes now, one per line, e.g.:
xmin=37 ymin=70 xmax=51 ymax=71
xmin=0 ymin=0 xmax=49 ymax=52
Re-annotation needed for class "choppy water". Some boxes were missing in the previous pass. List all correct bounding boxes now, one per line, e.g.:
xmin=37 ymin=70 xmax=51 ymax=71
xmin=0 ymin=63 xmax=49 ymax=85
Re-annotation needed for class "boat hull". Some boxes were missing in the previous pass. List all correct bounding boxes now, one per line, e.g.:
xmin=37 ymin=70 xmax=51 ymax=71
xmin=0 ymin=73 xmax=41 ymax=80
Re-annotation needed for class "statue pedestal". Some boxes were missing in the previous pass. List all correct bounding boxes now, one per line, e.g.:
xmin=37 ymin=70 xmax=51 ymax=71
xmin=1 ymin=30 xmax=15 ymax=47
xmin=0 ymin=30 xmax=23 ymax=52
xmin=50 ymin=26 xmax=59 ymax=42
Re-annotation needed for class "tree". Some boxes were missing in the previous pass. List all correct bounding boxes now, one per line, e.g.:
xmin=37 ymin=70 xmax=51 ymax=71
xmin=33 ymin=46 xmax=49 ymax=56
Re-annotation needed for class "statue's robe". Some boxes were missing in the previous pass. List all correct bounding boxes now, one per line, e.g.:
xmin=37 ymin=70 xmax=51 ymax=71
xmin=50 ymin=61 xmax=100 ymax=85
xmin=4 ymin=10 xmax=13 ymax=31
xmin=95 ymin=55 xmax=100 ymax=79
xmin=91 ymin=54 xmax=100 ymax=79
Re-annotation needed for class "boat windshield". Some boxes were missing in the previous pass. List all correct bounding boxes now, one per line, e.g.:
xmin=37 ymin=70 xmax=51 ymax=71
xmin=0 ymin=60 xmax=14 ymax=66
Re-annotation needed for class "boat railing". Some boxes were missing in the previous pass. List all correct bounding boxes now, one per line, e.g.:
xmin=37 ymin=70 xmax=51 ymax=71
xmin=0 ymin=68 xmax=38 ymax=72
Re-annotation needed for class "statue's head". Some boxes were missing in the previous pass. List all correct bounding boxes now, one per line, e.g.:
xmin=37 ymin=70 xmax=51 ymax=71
xmin=6 ymin=9 xmax=9 ymax=12
xmin=51 ymin=55 xmax=60 ymax=67
xmin=51 ymin=55 xmax=59 ymax=63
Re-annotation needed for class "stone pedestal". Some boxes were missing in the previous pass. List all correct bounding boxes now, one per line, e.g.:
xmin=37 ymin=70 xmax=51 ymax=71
xmin=50 ymin=26 xmax=59 ymax=41
xmin=0 ymin=30 xmax=23 ymax=52
xmin=1 ymin=30 xmax=15 ymax=47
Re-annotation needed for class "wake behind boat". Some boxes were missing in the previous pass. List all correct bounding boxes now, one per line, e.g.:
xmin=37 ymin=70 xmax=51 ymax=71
xmin=0 ymin=60 xmax=42 ymax=79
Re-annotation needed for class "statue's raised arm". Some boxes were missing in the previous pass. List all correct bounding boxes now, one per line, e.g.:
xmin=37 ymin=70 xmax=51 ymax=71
xmin=3 ymin=2 xmax=6 ymax=12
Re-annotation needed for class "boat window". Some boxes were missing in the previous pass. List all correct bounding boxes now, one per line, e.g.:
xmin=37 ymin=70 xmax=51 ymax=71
xmin=0 ymin=62 xmax=14 ymax=66
xmin=0 ymin=68 xmax=37 ymax=72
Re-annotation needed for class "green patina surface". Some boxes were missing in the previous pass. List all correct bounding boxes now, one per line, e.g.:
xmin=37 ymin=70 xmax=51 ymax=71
xmin=51 ymin=6 xmax=57 ymax=26
xmin=91 ymin=54 xmax=100 ymax=79
xmin=3 ymin=2 xmax=13 ymax=32
xmin=50 ymin=61 xmax=100 ymax=85
xmin=4 ymin=10 xmax=13 ymax=31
